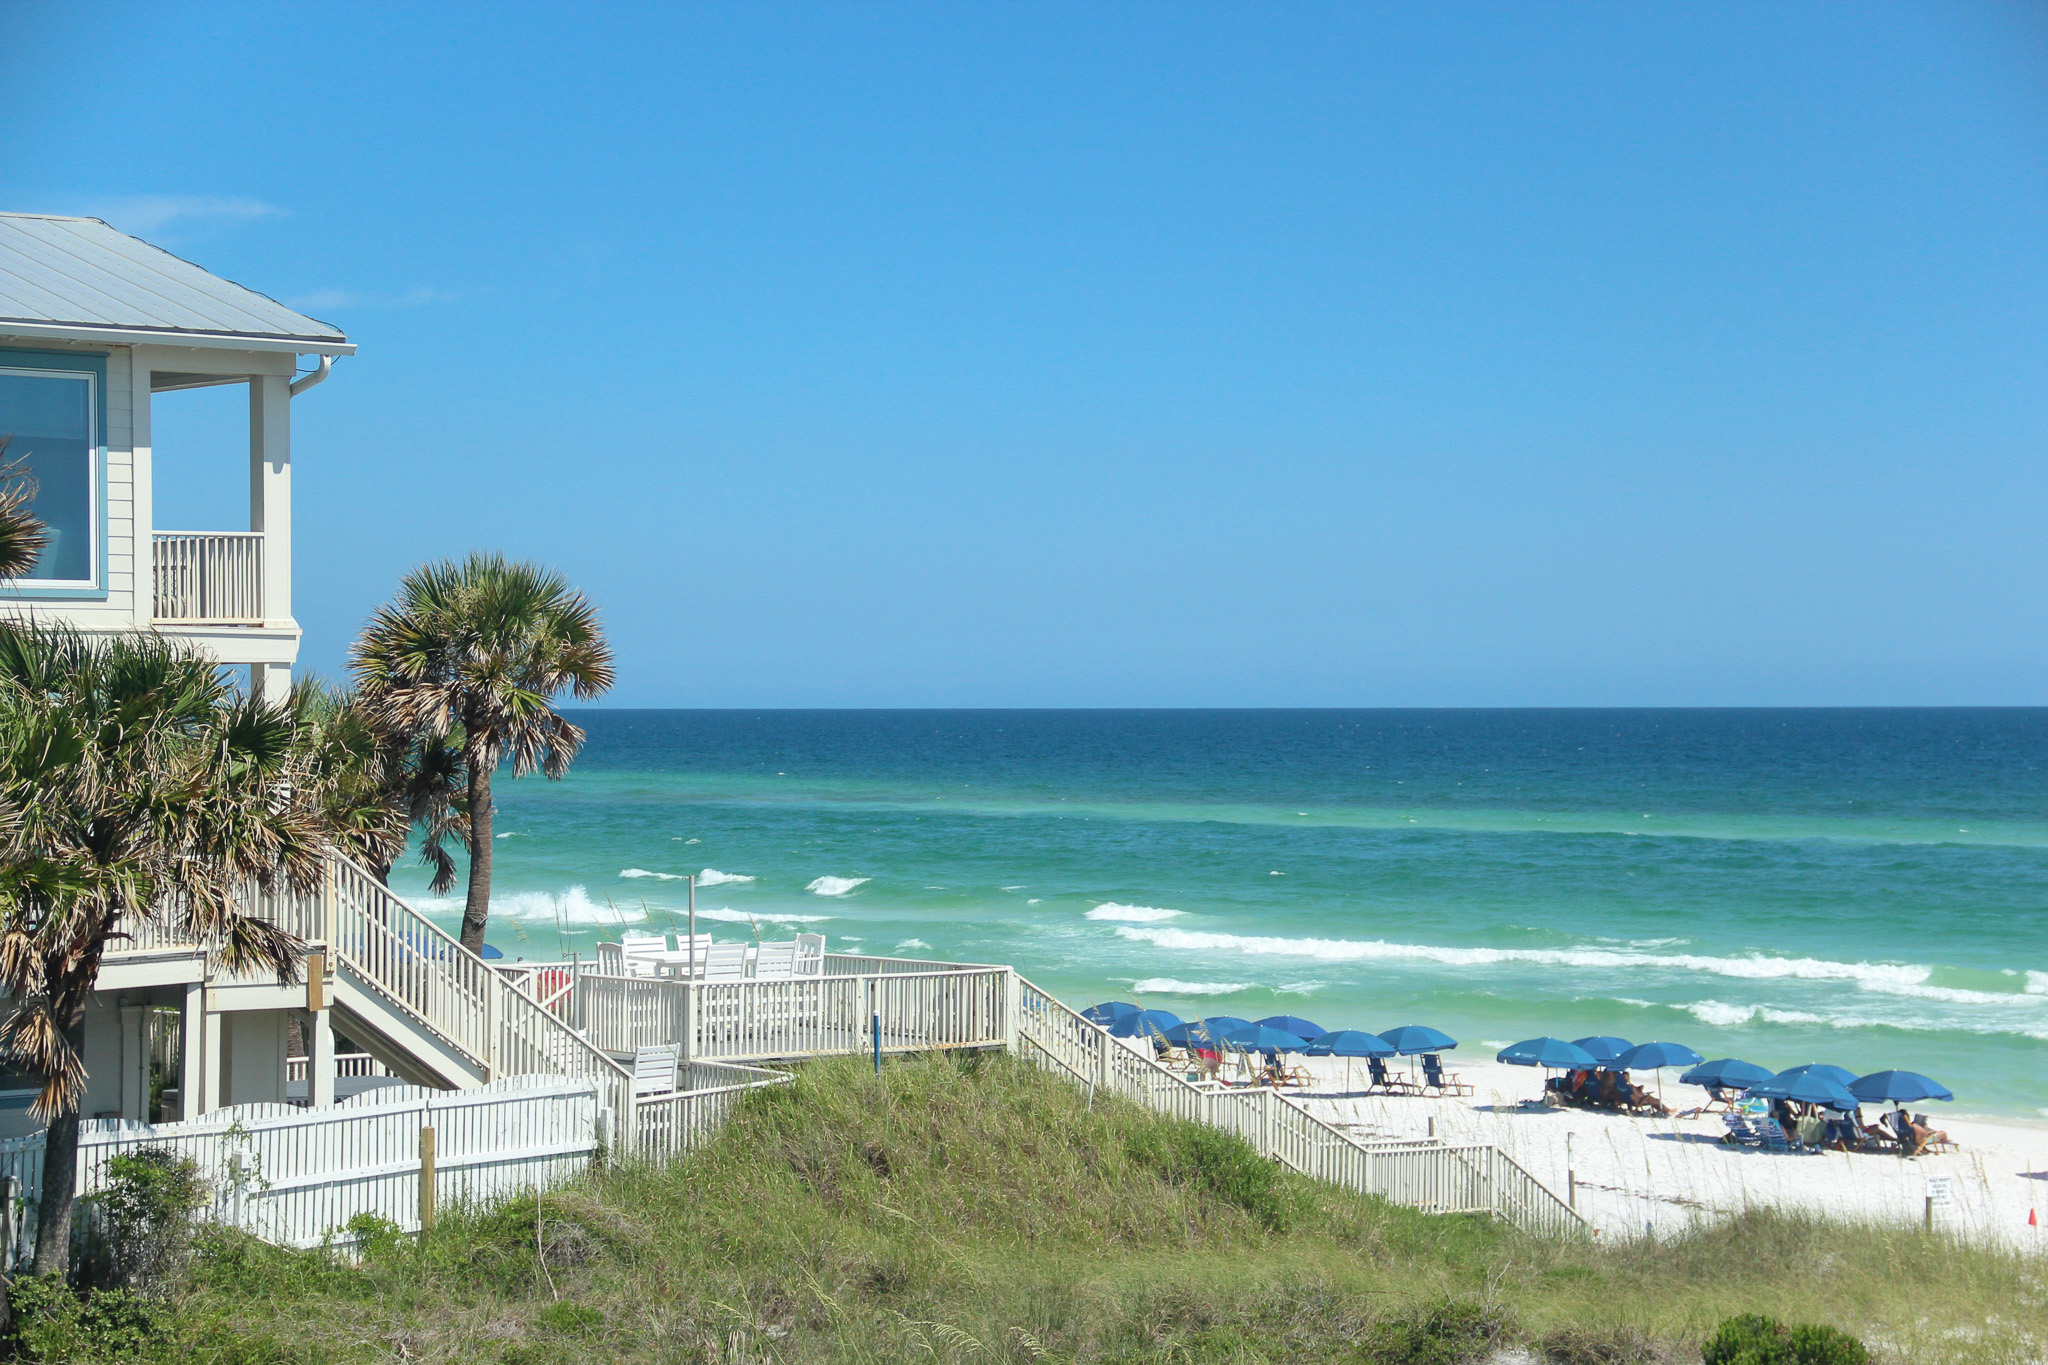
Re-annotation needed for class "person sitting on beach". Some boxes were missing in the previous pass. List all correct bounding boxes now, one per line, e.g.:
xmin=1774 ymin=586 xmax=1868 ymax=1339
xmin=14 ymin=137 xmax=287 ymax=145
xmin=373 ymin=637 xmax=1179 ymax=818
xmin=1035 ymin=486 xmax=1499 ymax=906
xmin=1594 ymin=1070 xmax=1623 ymax=1110
xmin=1908 ymin=1112 xmax=1951 ymax=1153
xmin=1888 ymin=1107 xmax=1924 ymax=1156
xmin=1627 ymin=1081 xmax=1671 ymax=1117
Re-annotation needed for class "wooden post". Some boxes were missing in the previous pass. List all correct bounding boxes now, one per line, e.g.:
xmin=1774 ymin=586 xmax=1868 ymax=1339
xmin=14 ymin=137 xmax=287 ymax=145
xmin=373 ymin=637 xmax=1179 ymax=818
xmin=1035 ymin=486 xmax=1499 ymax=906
xmin=418 ymin=1126 xmax=437 ymax=1234
xmin=1924 ymin=1196 xmax=1934 ymax=1232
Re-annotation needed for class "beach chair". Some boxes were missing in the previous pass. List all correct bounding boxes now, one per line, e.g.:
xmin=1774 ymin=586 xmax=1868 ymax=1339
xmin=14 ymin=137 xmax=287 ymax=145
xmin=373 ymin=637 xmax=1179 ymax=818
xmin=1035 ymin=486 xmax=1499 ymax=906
xmin=1367 ymin=1057 xmax=1417 ymax=1095
xmin=1420 ymin=1054 xmax=1472 ymax=1097
xmin=594 ymin=941 xmax=626 ymax=975
xmin=1721 ymin=1114 xmax=1763 ymax=1147
xmin=633 ymin=1044 xmax=679 ymax=1097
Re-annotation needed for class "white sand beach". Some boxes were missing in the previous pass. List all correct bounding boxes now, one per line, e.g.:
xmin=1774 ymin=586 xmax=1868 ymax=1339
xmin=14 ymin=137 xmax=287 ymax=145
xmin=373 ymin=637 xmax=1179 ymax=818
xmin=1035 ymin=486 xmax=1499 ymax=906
xmin=1264 ymin=1052 xmax=2048 ymax=1246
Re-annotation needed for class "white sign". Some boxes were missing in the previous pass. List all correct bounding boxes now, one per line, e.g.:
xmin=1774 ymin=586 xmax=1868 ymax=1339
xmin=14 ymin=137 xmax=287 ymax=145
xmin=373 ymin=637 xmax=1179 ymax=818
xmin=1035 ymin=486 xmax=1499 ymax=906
xmin=1926 ymin=1176 xmax=1955 ymax=1208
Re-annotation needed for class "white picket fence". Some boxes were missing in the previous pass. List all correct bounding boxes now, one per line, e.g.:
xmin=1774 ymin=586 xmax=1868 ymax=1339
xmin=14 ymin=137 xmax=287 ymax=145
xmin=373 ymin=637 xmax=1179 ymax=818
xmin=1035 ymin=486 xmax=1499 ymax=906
xmin=0 ymin=1058 xmax=792 ymax=1258
xmin=0 ymin=1077 xmax=601 ymax=1253
xmin=1012 ymin=978 xmax=1587 ymax=1240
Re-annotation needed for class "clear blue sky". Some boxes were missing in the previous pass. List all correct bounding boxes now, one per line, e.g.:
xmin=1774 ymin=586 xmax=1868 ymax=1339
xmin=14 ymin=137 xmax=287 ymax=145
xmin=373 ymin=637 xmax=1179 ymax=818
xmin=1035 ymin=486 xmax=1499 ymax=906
xmin=4 ymin=2 xmax=2046 ymax=706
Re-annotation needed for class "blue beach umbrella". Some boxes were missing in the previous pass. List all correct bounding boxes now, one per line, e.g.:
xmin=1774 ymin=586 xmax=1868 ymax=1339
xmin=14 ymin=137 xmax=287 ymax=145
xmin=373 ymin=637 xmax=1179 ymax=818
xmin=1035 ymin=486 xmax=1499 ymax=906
xmin=1680 ymin=1058 xmax=1776 ymax=1090
xmin=1255 ymin=1015 xmax=1327 ymax=1040
xmin=1616 ymin=1041 xmax=1704 ymax=1072
xmin=1302 ymin=1030 xmax=1396 ymax=1058
xmin=1749 ymin=1071 xmax=1858 ymax=1111
xmin=1776 ymin=1063 xmax=1859 ymax=1088
xmin=1221 ymin=1025 xmax=1310 ymax=1056
xmin=1108 ymin=1009 xmax=1183 ymax=1040
xmin=1378 ymin=1025 xmax=1459 ymax=1055
xmin=1498 ymin=1038 xmax=1597 ymax=1069
xmin=1082 ymin=1002 xmax=1141 ymax=1027
xmin=1571 ymin=1036 xmax=1633 ymax=1065
xmin=1161 ymin=1017 xmax=1251 ymax=1048
xmin=478 ymin=943 xmax=505 ymax=960
xmin=1849 ymin=1070 xmax=1954 ymax=1104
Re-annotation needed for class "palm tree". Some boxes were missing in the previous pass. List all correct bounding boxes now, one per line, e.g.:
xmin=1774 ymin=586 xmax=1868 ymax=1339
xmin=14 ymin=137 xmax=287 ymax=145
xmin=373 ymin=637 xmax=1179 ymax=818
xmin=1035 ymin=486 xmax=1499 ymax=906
xmin=352 ymin=554 xmax=614 ymax=954
xmin=0 ymin=437 xmax=50 ymax=579
xmin=290 ymin=678 xmax=467 ymax=887
xmin=0 ymin=626 xmax=323 ymax=1274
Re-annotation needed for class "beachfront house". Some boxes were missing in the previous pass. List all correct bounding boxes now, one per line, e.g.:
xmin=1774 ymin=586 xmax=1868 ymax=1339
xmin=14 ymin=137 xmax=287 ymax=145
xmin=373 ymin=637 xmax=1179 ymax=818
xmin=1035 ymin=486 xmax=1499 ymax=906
xmin=0 ymin=211 xmax=354 ymax=1130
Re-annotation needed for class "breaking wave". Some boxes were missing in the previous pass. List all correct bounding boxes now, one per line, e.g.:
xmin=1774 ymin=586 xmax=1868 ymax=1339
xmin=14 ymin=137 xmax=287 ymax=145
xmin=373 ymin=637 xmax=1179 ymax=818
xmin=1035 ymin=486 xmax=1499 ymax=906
xmin=697 ymin=869 xmax=757 ymax=887
xmin=1132 ymin=978 xmax=1253 ymax=996
xmin=620 ymin=868 xmax=684 ymax=881
xmin=1109 ymin=925 xmax=2032 ymax=1001
xmin=1086 ymin=903 xmax=1183 ymax=923
xmin=414 ymin=886 xmax=635 ymax=926
xmin=693 ymin=907 xmax=830 ymax=925
xmin=807 ymin=876 xmax=870 ymax=897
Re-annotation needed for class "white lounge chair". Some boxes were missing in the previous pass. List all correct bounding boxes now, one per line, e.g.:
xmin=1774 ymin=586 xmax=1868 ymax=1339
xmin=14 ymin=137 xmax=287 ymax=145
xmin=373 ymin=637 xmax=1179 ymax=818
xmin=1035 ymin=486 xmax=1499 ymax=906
xmin=633 ymin=1044 xmax=678 ymax=1096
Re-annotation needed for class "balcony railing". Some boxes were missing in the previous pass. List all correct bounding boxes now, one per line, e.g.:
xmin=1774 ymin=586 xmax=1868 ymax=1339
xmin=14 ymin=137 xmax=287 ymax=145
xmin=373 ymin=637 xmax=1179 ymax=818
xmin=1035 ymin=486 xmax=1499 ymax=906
xmin=152 ymin=532 xmax=263 ymax=624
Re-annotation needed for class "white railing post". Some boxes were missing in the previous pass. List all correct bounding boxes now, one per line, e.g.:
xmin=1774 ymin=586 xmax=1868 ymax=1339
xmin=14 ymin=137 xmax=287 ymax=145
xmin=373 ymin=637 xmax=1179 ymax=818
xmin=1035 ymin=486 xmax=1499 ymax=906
xmin=678 ymin=982 xmax=694 ymax=1064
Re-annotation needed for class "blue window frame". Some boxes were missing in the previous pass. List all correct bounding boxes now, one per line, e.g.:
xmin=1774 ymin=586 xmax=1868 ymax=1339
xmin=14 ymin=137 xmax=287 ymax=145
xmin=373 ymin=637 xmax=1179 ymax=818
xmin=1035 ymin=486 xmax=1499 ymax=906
xmin=0 ymin=348 xmax=107 ymax=597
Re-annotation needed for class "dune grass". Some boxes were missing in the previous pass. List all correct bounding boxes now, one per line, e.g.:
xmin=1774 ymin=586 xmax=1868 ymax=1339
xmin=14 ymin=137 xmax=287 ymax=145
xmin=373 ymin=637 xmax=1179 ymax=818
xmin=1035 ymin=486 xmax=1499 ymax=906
xmin=149 ymin=1052 xmax=2044 ymax=1364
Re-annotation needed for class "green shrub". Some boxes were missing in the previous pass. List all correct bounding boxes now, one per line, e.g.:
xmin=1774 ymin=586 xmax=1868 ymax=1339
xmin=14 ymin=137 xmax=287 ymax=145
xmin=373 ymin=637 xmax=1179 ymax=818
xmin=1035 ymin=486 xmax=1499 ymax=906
xmin=1701 ymin=1313 xmax=1868 ymax=1365
xmin=1361 ymin=1298 xmax=1503 ymax=1365
xmin=342 ymin=1212 xmax=406 ymax=1260
xmin=78 ymin=1147 xmax=209 ymax=1292
xmin=1124 ymin=1121 xmax=1299 ymax=1230
xmin=5 ymin=1273 xmax=163 ymax=1362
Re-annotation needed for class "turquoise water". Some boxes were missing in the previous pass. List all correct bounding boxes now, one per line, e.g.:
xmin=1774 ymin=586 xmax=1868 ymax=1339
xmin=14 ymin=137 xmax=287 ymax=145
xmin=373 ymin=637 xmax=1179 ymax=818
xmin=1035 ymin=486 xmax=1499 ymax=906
xmin=388 ymin=710 xmax=2048 ymax=1119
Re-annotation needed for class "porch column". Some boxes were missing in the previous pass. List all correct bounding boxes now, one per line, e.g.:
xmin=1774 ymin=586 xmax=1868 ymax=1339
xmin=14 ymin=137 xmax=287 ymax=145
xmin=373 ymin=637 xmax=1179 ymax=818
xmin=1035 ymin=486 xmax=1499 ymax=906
xmin=180 ymin=982 xmax=205 ymax=1122
xmin=307 ymin=1008 xmax=335 ymax=1108
xmin=248 ymin=374 xmax=292 ymax=631
xmin=118 ymin=1006 xmax=147 ymax=1121
xmin=200 ymin=999 xmax=223 ymax=1116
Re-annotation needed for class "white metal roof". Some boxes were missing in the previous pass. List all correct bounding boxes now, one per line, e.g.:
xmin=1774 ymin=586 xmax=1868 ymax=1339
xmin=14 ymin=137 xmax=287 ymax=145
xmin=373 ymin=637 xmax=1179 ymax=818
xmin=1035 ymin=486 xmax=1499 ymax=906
xmin=0 ymin=211 xmax=352 ymax=355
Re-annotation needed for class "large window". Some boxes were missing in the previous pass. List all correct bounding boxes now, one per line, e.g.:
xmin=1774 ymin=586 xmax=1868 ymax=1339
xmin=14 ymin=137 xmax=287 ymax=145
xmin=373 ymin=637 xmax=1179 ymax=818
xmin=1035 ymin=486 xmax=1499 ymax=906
xmin=0 ymin=363 xmax=97 ymax=586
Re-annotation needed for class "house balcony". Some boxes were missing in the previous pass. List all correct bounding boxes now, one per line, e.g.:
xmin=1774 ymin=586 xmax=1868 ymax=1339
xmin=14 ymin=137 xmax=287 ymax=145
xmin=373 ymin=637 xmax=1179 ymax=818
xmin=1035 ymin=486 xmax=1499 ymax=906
xmin=152 ymin=531 xmax=265 ymax=625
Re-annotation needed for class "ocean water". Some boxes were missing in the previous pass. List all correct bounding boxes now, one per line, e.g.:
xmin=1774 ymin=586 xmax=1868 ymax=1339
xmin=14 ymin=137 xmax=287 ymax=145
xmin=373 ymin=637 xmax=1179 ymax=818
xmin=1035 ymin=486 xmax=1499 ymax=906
xmin=390 ymin=709 xmax=2048 ymax=1119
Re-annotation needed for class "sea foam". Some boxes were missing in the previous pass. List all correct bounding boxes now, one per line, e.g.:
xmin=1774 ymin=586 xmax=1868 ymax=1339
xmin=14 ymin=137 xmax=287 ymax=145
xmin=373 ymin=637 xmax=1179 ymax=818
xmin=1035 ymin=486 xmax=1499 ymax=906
xmin=1086 ymin=904 xmax=1182 ymax=923
xmin=620 ymin=868 xmax=685 ymax=881
xmin=693 ymin=907 xmax=830 ymax=925
xmin=416 ymin=886 xmax=634 ymax=926
xmin=807 ymin=876 xmax=869 ymax=897
xmin=1113 ymin=925 xmax=1964 ymax=994
xmin=1131 ymin=978 xmax=1252 ymax=996
xmin=696 ymin=869 xmax=757 ymax=887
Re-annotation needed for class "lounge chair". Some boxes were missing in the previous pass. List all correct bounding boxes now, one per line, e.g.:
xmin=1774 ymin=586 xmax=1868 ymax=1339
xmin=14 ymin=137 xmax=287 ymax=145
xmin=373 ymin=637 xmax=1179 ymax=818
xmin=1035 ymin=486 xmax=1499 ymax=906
xmin=1368 ymin=1057 xmax=1418 ymax=1095
xmin=1420 ymin=1054 xmax=1472 ymax=1096
xmin=1721 ymin=1114 xmax=1764 ymax=1147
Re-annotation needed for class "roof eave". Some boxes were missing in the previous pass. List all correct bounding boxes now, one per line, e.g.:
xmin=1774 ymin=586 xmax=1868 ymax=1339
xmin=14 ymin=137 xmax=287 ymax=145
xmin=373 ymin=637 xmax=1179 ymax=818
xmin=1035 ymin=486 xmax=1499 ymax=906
xmin=0 ymin=318 xmax=354 ymax=356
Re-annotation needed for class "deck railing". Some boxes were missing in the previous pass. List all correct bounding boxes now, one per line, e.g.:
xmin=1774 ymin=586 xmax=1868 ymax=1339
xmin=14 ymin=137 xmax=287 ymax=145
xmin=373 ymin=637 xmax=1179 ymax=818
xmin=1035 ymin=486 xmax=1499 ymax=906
xmin=573 ymin=963 xmax=1015 ymax=1062
xmin=152 ymin=531 xmax=264 ymax=624
xmin=1012 ymin=977 xmax=1586 ymax=1240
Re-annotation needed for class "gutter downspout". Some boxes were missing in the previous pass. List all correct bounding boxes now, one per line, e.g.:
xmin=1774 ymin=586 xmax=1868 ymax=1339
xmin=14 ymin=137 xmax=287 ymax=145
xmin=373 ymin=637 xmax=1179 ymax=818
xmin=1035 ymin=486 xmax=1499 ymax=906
xmin=288 ymin=354 xmax=333 ymax=397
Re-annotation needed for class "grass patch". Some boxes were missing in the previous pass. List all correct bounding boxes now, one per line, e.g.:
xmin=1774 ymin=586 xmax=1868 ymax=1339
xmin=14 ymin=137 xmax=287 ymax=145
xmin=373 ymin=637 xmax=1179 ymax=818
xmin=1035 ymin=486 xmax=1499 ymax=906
xmin=114 ymin=1052 xmax=2048 ymax=1362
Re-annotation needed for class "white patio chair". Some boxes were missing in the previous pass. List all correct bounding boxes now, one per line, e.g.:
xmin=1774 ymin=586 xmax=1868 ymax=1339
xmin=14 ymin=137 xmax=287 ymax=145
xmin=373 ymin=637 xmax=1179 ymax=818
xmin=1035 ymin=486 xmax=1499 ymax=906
xmin=593 ymin=941 xmax=626 ymax=975
xmin=793 ymin=933 xmax=825 ymax=976
xmin=633 ymin=1044 xmax=679 ymax=1096
xmin=702 ymin=943 xmax=748 ymax=982
xmin=753 ymin=940 xmax=799 ymax=979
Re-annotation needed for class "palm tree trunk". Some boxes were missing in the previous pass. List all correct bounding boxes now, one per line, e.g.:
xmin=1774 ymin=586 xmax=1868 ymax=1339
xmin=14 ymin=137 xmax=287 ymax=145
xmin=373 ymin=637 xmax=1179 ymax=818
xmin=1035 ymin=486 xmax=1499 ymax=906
xmin=31 ymin=989 xmax=88 ymax=1277
xmin=460 ymin=761 xmax=494 ymax=954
